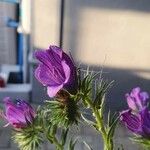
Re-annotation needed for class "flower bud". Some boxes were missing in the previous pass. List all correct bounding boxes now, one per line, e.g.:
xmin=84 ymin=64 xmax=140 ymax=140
xmin=3 ymin=97 xmax=36 ymax=129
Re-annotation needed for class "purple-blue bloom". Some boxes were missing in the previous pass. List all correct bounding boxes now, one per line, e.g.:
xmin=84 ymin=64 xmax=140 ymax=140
xmin=34 ymin=45 xmax=76 ymax=97
xmin=120 ymin=87 xmax=150 ymax=138
xmin=120 ymin=108 xmax=150 ymax=138
xmin=126 ymin=87 xmax=149 ymax=111
xmin=3 ymin=97 xmax=36 ymax=129
xmin=120 ymin=109 xmax=141 ymax=133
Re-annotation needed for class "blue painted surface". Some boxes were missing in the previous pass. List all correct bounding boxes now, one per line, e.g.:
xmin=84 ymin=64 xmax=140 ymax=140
xmin=2 ymin=0 xmax=23 ymax=82
xmin=6 ymin=18 xmax=19 ymax=28
xmin=17 ymin=33 xmax=23 ymax=67
xmin=16 ymin=33 xmax=23 ymax=82
xmin=0 ymin=0 xmax=19 ymax=3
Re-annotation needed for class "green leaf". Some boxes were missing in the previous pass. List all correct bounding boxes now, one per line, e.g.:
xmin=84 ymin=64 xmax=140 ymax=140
xmin=68 ymin=138 xmax=78 ymax=150
xmin=44 ymin=98 xmax=80 ymax=128
xmin=12 ymin=128 xmax=43 ymax=150
xmin=107 ymin=112 xmax=118 ymax=128
xmin=107 ymin=114 xmax=119 ymax=141
xmin=93 ymin=80 xmax=114 ymax=109
xmin=131 ymin=136 xmax=150 ymax=149
xmin=81 ymin=113 xmax=95 ymax=127
xmin=61 ymin=128 xmax=69 ymax=146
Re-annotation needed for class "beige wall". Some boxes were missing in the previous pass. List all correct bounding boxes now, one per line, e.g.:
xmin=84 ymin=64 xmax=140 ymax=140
xmin=32 ymin=0 xmax=60 ymax=49
xmin=31 ymin=0 xmax=150 ymax=108
xmin=63 ymin=0 xmax=150 ymax=80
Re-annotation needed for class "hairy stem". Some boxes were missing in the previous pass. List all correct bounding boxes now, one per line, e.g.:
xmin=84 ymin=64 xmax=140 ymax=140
xmin=86 ymin=97 xmax=113 ymax=150
xmin=52 ymin=136 xmax=63 ymax=150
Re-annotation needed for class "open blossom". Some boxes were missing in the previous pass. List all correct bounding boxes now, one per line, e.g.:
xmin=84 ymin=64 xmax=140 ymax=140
xmin=120 ymin=87 xmax=150 ymax=138
xmin=126 ymin=87 xmax=149 ymax=111
xmin=120 ymin=109 xmax=141 ymax=134
xmin=120 ymin=108 xmax=150 ymax=138
xmin=34 ymin=45 xmax=77 ymax=97
xmin=3 ymin=97 xmax=36 ymax=128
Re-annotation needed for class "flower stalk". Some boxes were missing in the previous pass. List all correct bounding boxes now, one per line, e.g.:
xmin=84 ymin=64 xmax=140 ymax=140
xmin=86 ymin=96 xmax=113 ymax=150
xmin=50 ymin=136 xmax=63 ymax=150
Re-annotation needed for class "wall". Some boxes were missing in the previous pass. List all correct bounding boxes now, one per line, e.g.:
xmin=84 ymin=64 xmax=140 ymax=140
xmin=31 ymin=0 xmax=150 ymax=109
xmin=0 ymin=2 xmax=17 ymax=64
xmin=63 ymin=0 xmax=150 ymax=110
xmin=32 ymin=0 xmax=60 ymax=49
xmin=31 ymin=0 xmax=61 ymax=103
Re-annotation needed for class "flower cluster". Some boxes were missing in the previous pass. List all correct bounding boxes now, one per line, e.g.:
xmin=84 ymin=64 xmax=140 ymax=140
xmin=0 ymin=45 xmax=80 ymax=150
xmin=120 ymin=87 xmax=150 ymax=138
xmin=1 ymin=44 xmax=148 ymax=150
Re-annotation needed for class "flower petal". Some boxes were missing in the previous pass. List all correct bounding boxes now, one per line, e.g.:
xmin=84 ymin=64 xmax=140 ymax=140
xmin=6 ymin=107 xmax=26 ymax=125
xmin=126 ymin=94 xmax=137 ymax=111
xmin=140 ymin=108 xmax=150 ymax=137
xmin=47 ymin=84 xmax=63 ymax=97
xmin=126 ymin=87 xmax=149 ymax=111
xmin=120 ymin=110 xmax=141 ymax=133
xmin=34 ymin=50 xmax=53 ymax=69
xmin=140 ymin=92 xmax=149 ymax=100
xmin=35 ymin=64 xmax=61 ymax=86
xmin=62 ymin=53 xmax=77 ymax=92
xmin=61 ymin=60 xmax=70 ymax=84
xmin=49 ymin=45 xmax=62 ymax=58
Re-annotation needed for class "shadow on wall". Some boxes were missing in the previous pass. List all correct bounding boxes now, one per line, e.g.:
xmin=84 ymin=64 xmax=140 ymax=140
xmin=82 ymin=65 xmax=150 ymax=112
xmin=31 ymin=62 xmax=150 ymax=111
xmin=69 ymin=0 xmax=150 ymax=12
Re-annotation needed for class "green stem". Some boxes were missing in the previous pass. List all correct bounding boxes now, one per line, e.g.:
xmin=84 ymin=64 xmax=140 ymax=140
xmin=43 ymin=124 xmax=63 ymax=150
xmin=104 ymin=138 xmax=113 ymax=150
xmin=52 ymin=136 xmax=63 ymax=150
xmin=86 ymin=97 xmax=113 ymax=150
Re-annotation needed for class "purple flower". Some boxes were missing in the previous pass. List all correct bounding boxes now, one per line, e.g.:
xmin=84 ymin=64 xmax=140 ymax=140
xmin=3 ymin=97 xmax=36 ymax=129
xmin=120 ymin=108 xmax=150 ymax=138
xmin=34 ymin=45 xmax=77 ymax=97
xmin=140 ymin=108 xmax=150 ymax=137
xmin=120 ymin=109 xmax=142 ymax=134
xmin=126 ymin=87 xmax=149 ymax=111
